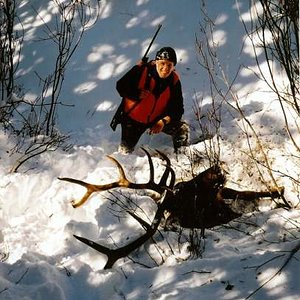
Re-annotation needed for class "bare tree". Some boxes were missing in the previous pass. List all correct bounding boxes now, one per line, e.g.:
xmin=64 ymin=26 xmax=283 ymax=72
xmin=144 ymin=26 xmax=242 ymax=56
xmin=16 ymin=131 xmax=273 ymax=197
xmin=38 ymin=0 xmax=100 ymax=135
xmin=254 ymin=0 xmax=299 ymax=113
xmin=195 ymin=0 xmax=298 ymax=208
xmin=238 ymin=0 xmax=299 ymax=203
xmin=1 ymin=0 xmax=101 ymax=172
xmin=194 ymin=2 xmax=299 ymax=296
xmin=0 ymin=0 xmax=22 ymax=125
xmin=241 ymin=0 xmax=299 ymax=147
xmin=0 ymin=0 xmax=14 ymax=101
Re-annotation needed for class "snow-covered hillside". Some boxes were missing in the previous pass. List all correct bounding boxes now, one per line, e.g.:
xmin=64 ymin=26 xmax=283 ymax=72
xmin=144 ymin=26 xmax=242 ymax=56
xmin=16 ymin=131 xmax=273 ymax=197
xmin=0 ymin=1 xmax=299 ymax=299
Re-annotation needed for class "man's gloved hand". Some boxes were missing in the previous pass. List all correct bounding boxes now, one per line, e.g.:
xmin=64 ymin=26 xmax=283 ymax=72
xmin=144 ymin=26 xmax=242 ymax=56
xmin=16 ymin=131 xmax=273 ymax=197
xmin=148 ymin=119 xmax=165 ymax=134
xmin=148 ymin=116 xmax=171 ymax=135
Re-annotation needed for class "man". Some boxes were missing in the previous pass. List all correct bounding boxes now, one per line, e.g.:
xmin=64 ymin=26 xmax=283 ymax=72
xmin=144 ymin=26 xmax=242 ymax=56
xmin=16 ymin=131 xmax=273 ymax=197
xmin=111 ymin=46 xmax=189 ymax=154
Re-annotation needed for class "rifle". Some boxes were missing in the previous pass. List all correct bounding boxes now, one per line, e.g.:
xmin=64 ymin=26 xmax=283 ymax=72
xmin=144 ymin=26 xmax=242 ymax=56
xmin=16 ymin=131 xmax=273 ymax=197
xmin=110 ymin=24 xmax=162 ymax=131
xmin=142 ymin=24 xmax=162 ymax=63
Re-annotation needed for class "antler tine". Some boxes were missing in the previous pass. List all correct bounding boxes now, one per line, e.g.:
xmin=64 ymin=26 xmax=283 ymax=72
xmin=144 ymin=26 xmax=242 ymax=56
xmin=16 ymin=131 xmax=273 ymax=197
xmin=155 ymin=149 xmax=176 ymax=190
xmin=140 ymin=147 xmax=155 ymax=183
xmin=140 ymin=147 xmax=173 ymax=194
xmin=58 ymin=177 xmax=102 ymax=208
xmin=58 ymin=154 xmax=131 ymax=208
xmin=106 ymin=155 xmax=130 ymax=186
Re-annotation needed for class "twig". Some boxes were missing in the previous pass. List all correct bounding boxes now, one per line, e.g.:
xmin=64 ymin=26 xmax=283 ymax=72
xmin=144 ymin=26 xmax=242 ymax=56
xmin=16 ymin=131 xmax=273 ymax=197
xmin=243 ymin=254 xmax=285 ymax=270
xmin=15 ymin=267 xmax=29 ymax=285
xmin=246 ymin=240 xmax=300 ymax=299
xmin=0 ymin=287 xmax=8 ymax=294
xmin=182 ymin=270 xmax=211 ymax=275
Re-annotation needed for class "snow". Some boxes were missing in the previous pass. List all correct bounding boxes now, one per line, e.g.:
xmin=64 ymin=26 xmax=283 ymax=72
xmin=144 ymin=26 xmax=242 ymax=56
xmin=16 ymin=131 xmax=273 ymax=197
xmin=0 ymin=0 xmax=299 ymax=299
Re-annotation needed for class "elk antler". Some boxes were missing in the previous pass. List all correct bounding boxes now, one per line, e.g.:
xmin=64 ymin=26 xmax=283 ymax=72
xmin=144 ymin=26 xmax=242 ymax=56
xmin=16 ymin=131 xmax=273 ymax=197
xmin=60 ymin=148 xmax=175 ymax=269
xmin=58 ymin=148 xmax=170 ymax=208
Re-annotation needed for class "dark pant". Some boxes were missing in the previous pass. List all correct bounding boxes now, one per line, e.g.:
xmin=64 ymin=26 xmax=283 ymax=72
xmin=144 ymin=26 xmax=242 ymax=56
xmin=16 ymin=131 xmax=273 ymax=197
xmin=120 ymin=116 xmax=189 ymax=153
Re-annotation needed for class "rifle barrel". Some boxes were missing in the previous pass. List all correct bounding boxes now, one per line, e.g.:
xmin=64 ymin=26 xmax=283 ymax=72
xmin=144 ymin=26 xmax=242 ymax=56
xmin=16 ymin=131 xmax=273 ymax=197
xmin=142 ymin=24 xmax=162 ymax=62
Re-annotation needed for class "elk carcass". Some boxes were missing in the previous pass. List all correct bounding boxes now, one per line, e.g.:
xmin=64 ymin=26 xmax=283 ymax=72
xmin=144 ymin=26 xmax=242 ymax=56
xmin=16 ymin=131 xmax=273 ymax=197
xmin=59 ymin=148 xmax=284 ymax=269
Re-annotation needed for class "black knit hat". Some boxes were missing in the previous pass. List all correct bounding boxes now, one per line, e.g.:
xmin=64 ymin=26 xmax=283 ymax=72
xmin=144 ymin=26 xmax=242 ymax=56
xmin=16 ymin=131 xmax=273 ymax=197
xmin=155 ymin=47 xmax=177 ymax=65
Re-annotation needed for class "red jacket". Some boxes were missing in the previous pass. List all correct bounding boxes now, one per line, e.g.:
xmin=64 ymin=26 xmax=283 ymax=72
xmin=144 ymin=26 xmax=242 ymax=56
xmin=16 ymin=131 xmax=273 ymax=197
xmin=116 ymin=61 xmax=184 ymax=125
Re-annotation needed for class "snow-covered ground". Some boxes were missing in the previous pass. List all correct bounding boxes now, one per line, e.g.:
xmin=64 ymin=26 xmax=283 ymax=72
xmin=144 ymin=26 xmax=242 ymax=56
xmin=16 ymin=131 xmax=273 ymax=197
xmin=0 ymin=1 xmax=299 ymax=299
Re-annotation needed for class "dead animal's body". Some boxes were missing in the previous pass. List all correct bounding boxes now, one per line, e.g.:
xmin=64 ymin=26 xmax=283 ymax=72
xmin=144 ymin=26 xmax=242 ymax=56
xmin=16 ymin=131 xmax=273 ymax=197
xmin=59 ymin=148 xmax=284 ymax=269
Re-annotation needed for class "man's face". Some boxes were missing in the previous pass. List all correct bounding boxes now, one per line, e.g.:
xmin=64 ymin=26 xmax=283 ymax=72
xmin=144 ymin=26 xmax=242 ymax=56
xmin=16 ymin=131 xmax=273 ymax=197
xmin=155 ymin=60 xmax=175 ymax=78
